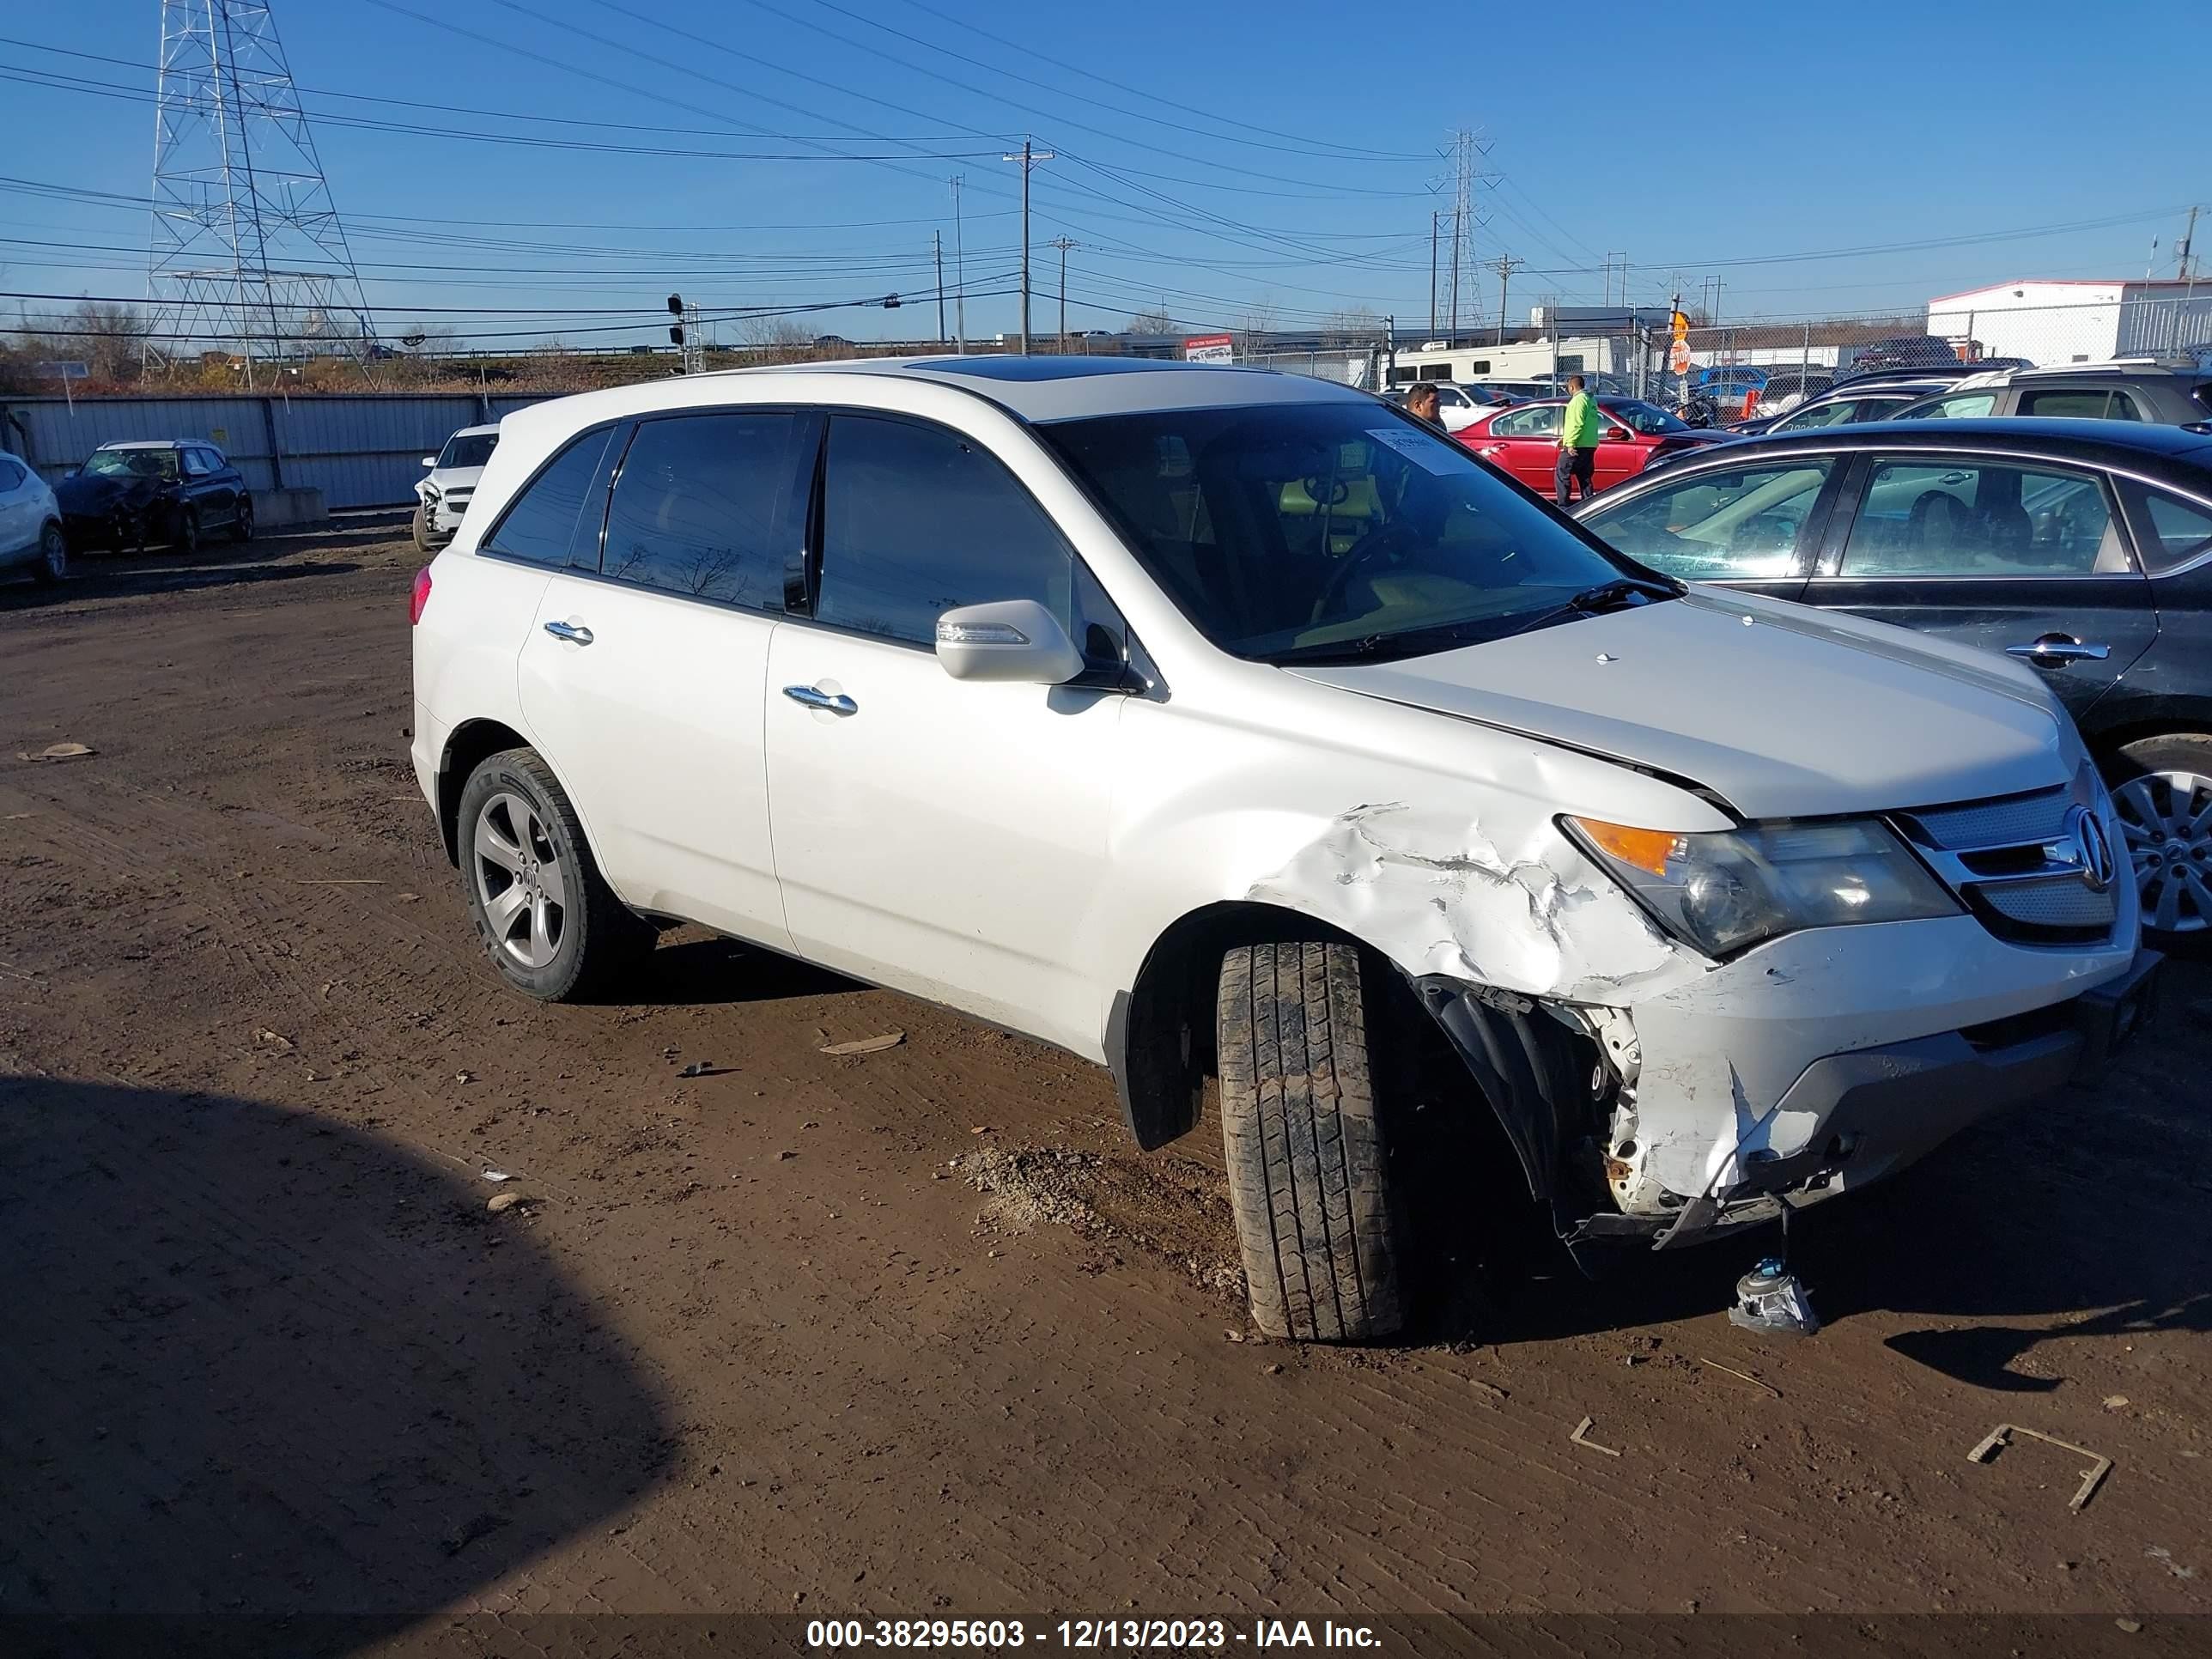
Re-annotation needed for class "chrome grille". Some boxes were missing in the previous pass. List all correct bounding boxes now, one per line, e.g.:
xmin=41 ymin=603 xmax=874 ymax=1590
xmin=1974 ymin=877 xmax=2119 ymax=931
xmin=1894 ymin=785 xmax=2118 ymax=944
xmin=1905 ymin=791 xmax=2071 ymax=849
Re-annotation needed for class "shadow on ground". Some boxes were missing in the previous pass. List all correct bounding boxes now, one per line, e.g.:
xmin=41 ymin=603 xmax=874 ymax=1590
xmin=620 ymin=933 xmax=861 ymax=1008
xmin=0 ymin=559 xmax=364 ymax=611
xmin=0 ymin=1075 xmax=673 ymax=1654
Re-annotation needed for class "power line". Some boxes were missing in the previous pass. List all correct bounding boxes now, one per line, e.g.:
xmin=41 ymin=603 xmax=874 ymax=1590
xmin=880 ymin=0 xmax=1419 ymax=161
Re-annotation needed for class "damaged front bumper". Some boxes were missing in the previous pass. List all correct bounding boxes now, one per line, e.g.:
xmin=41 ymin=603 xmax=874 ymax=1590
xmin=1427 ymin=915 xmax=2156 ymax=1260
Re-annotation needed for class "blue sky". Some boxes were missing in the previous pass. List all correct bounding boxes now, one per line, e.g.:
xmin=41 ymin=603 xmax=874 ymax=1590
xmin=3 ymin=0 xmax=2206 ymax=346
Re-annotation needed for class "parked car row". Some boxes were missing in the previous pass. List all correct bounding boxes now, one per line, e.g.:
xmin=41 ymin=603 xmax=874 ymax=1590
xmin=1 ymin=439 xmax=257 ymax=584
xmin=1571 ymin=416 xmax=2212 ymax=940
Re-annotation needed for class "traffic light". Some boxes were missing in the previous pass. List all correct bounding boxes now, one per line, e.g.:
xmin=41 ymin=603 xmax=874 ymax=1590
xmin=668 ymin=292 xmax=686 ymax=347
xmin=670 ymin=325 xmax=684 ymax=346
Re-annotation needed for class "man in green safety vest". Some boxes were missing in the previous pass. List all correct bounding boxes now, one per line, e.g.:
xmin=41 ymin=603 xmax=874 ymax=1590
xmin=1555 ymin=374 xmax=1601 ymax=507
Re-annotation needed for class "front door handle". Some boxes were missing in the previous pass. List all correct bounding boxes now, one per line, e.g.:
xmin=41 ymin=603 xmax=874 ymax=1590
xmin=543 ymin=619 xmax=594 ymax=646
xmin=782 ymin=684 xmax=858 ymax=715
xmin=2006 ymin=635 xmax=2111 ymax=665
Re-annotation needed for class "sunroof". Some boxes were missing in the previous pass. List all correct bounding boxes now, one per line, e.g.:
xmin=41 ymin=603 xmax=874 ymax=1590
xmin=915 ymin=356 xmax=1208 ymax=382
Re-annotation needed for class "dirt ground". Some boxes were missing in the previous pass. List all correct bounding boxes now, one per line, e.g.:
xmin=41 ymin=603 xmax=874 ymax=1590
xmin=3 ymin=523 xmax=2208 ymax=1652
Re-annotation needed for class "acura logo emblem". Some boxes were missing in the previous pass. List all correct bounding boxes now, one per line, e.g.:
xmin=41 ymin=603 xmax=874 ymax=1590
xmin=2051 ymin=805 xmax=2118 ymax=893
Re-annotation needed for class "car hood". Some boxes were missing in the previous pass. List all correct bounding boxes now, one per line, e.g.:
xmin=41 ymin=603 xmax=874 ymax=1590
xmin=53 ymin=473 xmax=160 ymax=511
xmin=427 ymin=465 xmax=487 ymax=491
xmin=1286 ymin=588 xmax=2071 ymax=820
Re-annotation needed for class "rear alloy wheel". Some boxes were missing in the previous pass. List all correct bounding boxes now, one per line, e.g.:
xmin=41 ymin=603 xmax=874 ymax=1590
xmin=232 ymin=496 xmax=254 ymax=543
xmin=31 ymin=522 xmax=66 ymax=586
xmin=457 ymin=747 xmax=650 ymax=1000
xmin=2108 ymin=734 xmax=2212 ymax=946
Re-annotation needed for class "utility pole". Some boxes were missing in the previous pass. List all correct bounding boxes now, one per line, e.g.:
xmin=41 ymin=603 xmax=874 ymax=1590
xmin=1049 ymin=236 xmax=1077 ymax=350
xmin=949 ymin=174 xmax=967 ymax=354
xmin=2179 ymin=205 xmax=2200 ymax=283
xmin=1489 ymin=254 xmax=1524 ymax=345
xmin=933 ymin=230 xmax=945 ymax=344
xmin=1429 ymin=210 xmax=1439 ymax=336
xmin=1001 ymin=136 xmax=1054 ymax=355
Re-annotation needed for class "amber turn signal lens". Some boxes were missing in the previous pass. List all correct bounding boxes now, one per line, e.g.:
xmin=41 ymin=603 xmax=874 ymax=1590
xmin=1571 ymin=817 xmax=1679 ymax=877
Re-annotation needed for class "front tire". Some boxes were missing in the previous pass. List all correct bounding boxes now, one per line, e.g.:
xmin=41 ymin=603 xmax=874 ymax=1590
xmin=1217 ymin=939 xmax=1406 ymax=1342
xmin=2107 ymin=734 xmax=2212 ymax=948
xmin=31 ymin=522 xmax=66 ymax=586
xmin=456 ymin=747 xmax=649 ymax=1000
xmin=411 ymin=502 xmax=436 ymax=554
xmin=231 ymin=496 xmax=254 ymax=543
xmin=173 ymin=507 xmax=199 ymax=556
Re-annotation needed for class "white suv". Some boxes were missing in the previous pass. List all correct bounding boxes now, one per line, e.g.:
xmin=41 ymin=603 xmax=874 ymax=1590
xmin=414 ymin=424 xmax=500 ymax=551
xmin=410 ymin=358 xmax=2157 ymax=1342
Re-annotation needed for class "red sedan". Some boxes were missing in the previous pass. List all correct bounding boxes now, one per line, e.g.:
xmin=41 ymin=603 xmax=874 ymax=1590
xmin=1455 ymin=396 xmax=1731 ymax=495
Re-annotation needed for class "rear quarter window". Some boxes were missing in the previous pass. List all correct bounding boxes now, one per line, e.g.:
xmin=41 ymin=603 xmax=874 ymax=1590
xmin=479 ymin=425 xmax=617 ymax=568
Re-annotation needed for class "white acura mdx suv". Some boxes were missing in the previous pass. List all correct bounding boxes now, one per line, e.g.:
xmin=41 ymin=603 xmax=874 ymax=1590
xmin=411 ymin=357 xmax=2157 ymax=1342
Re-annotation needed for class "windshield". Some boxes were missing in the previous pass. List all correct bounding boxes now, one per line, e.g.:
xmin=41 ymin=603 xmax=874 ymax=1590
xmin=1037 ymin=402 xmax=1645 ymax=664
xmin=83 ymin=448 xmax=176 ymax=480
xmin=438 ymin=432 xmax=499 ymax=470
xmin=1605 ymin=399 xmax=1689 ymax=435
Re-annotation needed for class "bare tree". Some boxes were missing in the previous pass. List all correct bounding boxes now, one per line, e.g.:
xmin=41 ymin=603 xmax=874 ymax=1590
xmin=1124 ymin=305 xmax=1178 ymax=337
xmin=11 ymin=299 xmax=152 ymax=385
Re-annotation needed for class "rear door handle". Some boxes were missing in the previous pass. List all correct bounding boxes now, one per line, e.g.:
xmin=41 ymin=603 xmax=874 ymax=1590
xmin=543 ymin=619 xmax=593 ymax=646
xmin=782 ymin=684 xmax=858 ymax=715
xmin=2007 ymin=635 xmax=2110 ymax=665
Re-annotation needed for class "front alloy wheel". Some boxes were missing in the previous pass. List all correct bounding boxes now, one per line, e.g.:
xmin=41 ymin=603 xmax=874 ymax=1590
xmin=2114 ymin=769 xmax=2212 ymax=937
xmin=472 ymin=790 xmax=570 ymax=969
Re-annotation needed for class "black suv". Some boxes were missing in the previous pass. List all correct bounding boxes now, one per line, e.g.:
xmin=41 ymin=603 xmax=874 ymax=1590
xmin=1573 ymin=418 xmax=2212 ymax=943
xmin=53 ymin=441 xmax=252 ymax=554
xmin=1895 ymin=361 xmax=2212 ymax=426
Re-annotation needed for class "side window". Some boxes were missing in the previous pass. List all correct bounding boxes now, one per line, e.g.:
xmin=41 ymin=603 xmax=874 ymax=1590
xmin=1583 ymin=460 xmax=1833 ymax=580
xmin=2135 ymin=489 xmax=2212 ymax=574
xmin=1840 ymin=459 xmax=2128 ymax=577
xmin=2106 ymin=391 xmax=2144 ymax=422
xmin=482 ymin=426 xmax=617 ymax=568
xmin=2019 ymin=389 xmax=2117 ymax=419
xmin=0 ymin=457 xmax=22 ymax=489
xmin=817 ymin=415 xmax=1074 ymax=646
xmin=179 ymin=447 xmax=208 ymax=477
xmin=600 ymin=412 xmax=805 ymax=608
xmin=1492 ymin=405 xmax=1560 ymax=438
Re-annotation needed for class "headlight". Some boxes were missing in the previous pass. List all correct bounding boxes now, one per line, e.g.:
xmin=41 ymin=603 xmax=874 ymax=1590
xmin=1565 ymin=815 xmax=1960 ymax=957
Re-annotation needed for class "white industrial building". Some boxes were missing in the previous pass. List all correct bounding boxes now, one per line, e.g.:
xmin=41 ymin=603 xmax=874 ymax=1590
xmin=1927 ymin=278 xmax=2212 ymax=366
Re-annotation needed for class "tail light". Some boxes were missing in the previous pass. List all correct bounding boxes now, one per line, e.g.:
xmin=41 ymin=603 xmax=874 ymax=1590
xmin=410 ymin=567 xmax=433 ymax=626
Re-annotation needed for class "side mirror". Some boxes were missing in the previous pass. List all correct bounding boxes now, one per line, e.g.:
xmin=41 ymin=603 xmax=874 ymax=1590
xmin=422 ymin=456 xmax=437 ymax=468
xmin=934 ymin=599 xmax=1083 ymax=685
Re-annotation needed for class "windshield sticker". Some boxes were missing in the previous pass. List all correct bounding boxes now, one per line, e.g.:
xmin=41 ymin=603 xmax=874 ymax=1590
xmin=1366 ymin=428 xmax=1457 ymax=474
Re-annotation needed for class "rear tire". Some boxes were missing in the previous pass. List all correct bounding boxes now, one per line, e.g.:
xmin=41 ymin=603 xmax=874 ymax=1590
xmin=457 ymin=747 xmax=652 ymax=1001
xmin=2106 ymin=733 xmax=2212 ymax=950
xmin=30 ymin=522 xmax=66 ymax=586
xmin=1217 ymin=939 xmax=1406 ymax=1342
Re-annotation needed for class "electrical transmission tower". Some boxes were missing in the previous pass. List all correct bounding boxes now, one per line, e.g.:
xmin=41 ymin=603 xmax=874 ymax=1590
xmin=144 ymin=0 xmax=376 ymax=385
xmin=1437 ymin=130 xmax=1494 ymax=336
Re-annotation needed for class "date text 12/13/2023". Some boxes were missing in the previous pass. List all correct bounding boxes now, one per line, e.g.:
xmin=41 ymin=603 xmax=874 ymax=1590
xmin=805 ymin=1620 xmax=1383 ymax=1649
